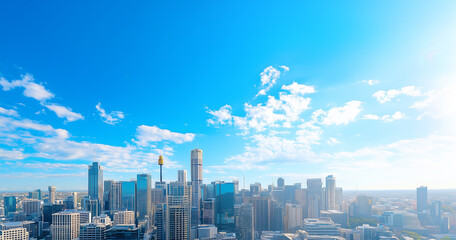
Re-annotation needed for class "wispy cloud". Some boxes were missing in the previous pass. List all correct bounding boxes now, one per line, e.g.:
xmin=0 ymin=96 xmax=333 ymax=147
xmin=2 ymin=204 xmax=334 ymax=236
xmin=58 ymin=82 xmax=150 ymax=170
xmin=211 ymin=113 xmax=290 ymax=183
xmin=135 ymin=125 xmax=195 ymax=145
xmin=255 ymin=66 xmax=289 ymax=97
xmin=312 ymin=100 xmax=363 ymax=126
xmin=361 ymin=79 xmax=380 ymax=85
xmin=0 ymin=107 xmax=19 ymax=117
xmin=43 ymin=103 xmax=84 ymax=122
xmin=363 ymin=111 xmax=405 ymax=122
xmin=95 ymin=102 xmax=125 ymax=125
xmin=373 ymin=86 xmax=422 ymax=104
xmin=0 ymin=74 xmax=54 ymax=101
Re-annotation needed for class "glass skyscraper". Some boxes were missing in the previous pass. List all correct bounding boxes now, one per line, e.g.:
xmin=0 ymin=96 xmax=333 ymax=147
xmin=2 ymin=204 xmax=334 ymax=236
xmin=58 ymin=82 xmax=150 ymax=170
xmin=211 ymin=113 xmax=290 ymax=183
xmin=121 ymin=180 xmax=136 ymax=212
xmin=4 ymin=196 xmax=16 ymax=216
xmin=88 ymin=162 xmax=103 ymax=214
xmin=214 ymin=181 xmax=235 ymax=232
xmin=136 ymin=174 xmax=151 ymax=220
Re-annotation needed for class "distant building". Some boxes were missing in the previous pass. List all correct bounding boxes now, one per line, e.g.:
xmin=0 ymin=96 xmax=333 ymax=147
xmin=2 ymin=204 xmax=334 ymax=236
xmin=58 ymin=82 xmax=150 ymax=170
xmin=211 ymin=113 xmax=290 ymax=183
xmin=136 ymin=174 xmax=151 ymax=220
xmin=22 ymin=199 xmax=41 ymax=215
xmin=51 ymin=212 xmax=80 ymax=240
xmin=61 ymin=209 xmax=92 ymax=224
xmin=236 ymin=203 xmax=254 ymax=240
xmin=0 ymin=227 xmax=29 ymax=240
xmin=191 ymin=225 xmax=217 ymax=240
xmin=277 ymin=178 xmax=285 ymax=189
xmin=302 ymin=218 xmax=341 ymax=236
xmin=355 ymin=196 xmax=373 ymax=218
xmin=417 ymin=186 xmax=428 ymax=213
xmin=250 ymin=196 xmax=272 ymax=233
xmin=325 ymin=175 xmax=336 ymax=211
xmin=4 ymin=196 xmax=16 ymax=216
xmin=79 ymin=222 xmax=109 ymax=240
xmin=307 ymin=179 xmax=323 ymax=218
xmin=88 ymin=162 xmax=103 ymax=215
xmin=48 ymin=186 xmax=56 ymax=204
xmin=105 ymin=224 xmax=139 ymax=240
xmin=191 ymin=149 xmax=203 ymax=226
xmin=284 ymin=204 xmax=302 ymax=233
xmin=43 ymin=203 xmax=65 ymax=224
xmin=121 ymin=181 xmax=136 ymax=213
xmin=113 ymin=211 xmax=135 ymax=225
xmin=202 ymin=199 xmax=216 ymax=225
xmin=167 ymin=181 xmax=191 ymax=240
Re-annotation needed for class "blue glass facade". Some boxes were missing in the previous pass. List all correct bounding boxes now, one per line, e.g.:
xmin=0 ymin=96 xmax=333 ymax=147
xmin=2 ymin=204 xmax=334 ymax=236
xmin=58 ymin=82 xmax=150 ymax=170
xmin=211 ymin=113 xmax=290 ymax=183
xmin=214 ymin=181 xmax=235 ymax=231
xmin=121 ymin=181 xmax=136 ymax=212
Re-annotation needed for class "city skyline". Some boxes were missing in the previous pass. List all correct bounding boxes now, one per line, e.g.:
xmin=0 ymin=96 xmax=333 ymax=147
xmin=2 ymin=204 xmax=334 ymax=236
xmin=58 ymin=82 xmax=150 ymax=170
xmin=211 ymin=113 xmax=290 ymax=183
xmin=1 ymin=1 xmax=456 ymax=191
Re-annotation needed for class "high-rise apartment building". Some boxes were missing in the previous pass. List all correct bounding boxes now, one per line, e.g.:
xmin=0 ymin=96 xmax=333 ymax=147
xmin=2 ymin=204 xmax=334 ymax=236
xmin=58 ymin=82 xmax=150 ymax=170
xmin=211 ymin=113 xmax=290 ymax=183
xmin=0 ymin=227 xmax=29 ymax=240
xmin=167 ymin=181 xmax=192 ymax=240
xmin=191 ymin=149 xmax=203 ymax=226
xmin=236 ymin=203 xmax=254 ymax=240
xmin=137 ymin=174 xmax=151 ymax=220
xmin=417 ymin=186 xmax=428 ymax=213
xmin=48 ymin=186 xmax=56 ymax=204
xmin=22 ymin=199 xmax=41 ymax=215
xmin=178 ymin=170 xmax=187 ymax=184
xmin=79 ymin=223 xmax=108 ymax=240
xmin=113 ymin=211 xmax=135 ymax=225
xmin=51 ymin=212 xmax=80 ymax=240
xmin=307 ymin=178 xmax=322 ymax=218
xmin=284 ymin=204 xmax=302 ymax=233
xmin=88 ymin=162 xmax=103 ymax=215
xmin=325 ymin=175 xmax=336 ymax=210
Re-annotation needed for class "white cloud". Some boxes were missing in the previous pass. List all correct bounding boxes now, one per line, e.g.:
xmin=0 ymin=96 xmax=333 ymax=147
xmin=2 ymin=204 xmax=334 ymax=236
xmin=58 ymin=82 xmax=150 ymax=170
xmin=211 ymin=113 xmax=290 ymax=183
xmin=313 ymin=100 xmax=363 ymax=126
xmin=411 ymin=84 xmax=456 ymax=120
xmin=281 ymin=82 xmax=315 ymax=95
xmin=43 ymin=103 xmax=84 ymax=122
xmin=0 ymin=74 xmax=54 ymax=101
xmin=207 ymin=105 xmax=232 ymax=125
xmin=135 ymin=125 xmax=195 ymax=145
xmin=362 ymin=79 xmax=380 ymax=85
xmin=325 ymin=134 xmax=456 ymax=189
xmin=362 ymin=111 xmax=406 ymax=122
xmin=256 ymin=66 xmax=288 ymax=97
xmin=95 ymin=102 xmax=125 ymax=125
xmin=373 ymin=86 xmax=422 ymax=104
xmin=0 ymin=148 xmax=28 ymax=160
xmin=0 ymin=107 xmax=19 ymax=117
xmin=327 ymin=137 xmax=340 ymax=145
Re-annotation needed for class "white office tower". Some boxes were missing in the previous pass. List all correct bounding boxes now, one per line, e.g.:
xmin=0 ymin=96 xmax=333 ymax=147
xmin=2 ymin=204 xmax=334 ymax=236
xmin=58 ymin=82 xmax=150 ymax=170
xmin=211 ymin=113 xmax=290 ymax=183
xmin=326 ymin=175 xmax=336 ymax=210
xmin=22 ymin=199 xmax=41 ymax=215
xmin=92 ymin=214 xmax=112 ymax=225
xmin=79 ymin=223 xmax=108 ymax=240
xmin=167 ymin=181 xmax=192 ymax=240
xmin=113 ymin=211 xmax=135 ymax=225
xmin=48 ymin=186 xmax=56 ymax=204
xmin=307 ymin=178 xmax=322 ymax=218
xmin=284 ymin=204 xmax=303 ymax=233
xmin=0 ymin=228 xmax=29 ymax=240
xmin=178 ymin=170 xmax=187 ymax=184
xmin=51 ymin=212 xmax=80 ymax=240
xmin=61 ymin=210 xmax=92 ymax=224
xmin=191 ymin=149 xmax=203 ymax=226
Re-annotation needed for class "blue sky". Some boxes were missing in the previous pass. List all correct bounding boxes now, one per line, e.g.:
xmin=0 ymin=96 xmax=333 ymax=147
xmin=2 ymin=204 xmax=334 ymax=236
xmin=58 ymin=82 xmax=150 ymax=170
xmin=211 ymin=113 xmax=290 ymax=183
xmin=1 ymin=1 xmax=456 ymax=191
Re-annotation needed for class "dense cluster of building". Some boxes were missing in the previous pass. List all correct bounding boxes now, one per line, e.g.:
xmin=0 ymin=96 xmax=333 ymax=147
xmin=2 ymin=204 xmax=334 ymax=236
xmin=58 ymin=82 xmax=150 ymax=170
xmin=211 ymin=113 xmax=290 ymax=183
xmin=1 ymin=149 xmax=455 ymax=240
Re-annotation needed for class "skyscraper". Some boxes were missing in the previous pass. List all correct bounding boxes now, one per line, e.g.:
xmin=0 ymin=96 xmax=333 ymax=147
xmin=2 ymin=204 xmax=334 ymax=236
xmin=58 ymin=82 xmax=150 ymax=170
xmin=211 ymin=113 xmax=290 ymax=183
xmin=307 ymin=178 xmax=322 ymax=218
xmin=191 ymin=149 xmax=203 ymax=226
xmin=4 ymin=196 xmax=16 ymax=216
xmin=325 ymin=175 xmax=336 ymax=210
xmin=136 ymin=174 xmax=151 ymax=220
xmin=48 ymin=186 xmax=56 ymax=204
xmin=51 ymin=212 xmax=80 ymax=240
xmin=107 ymin=181 xmax=122 ymax=211
xmin=236 ymin=203 xmax=254 ymax=240
xmin=88 ymin=162 xmax=103 ymax=214
xmin=22 ymin=199 xmax=41 ymax=215
xmin=121 ymin=181 xmax=136 ymax=212
xmin=167 ymin=181 xmax=192 ymax=240
xmin=178 ymin=170 xmax=187 ymax=184
xmin=277 ymin=178 xmax=285 ymax=189
xmin=417 ymin=186 xmax=428 ymax=213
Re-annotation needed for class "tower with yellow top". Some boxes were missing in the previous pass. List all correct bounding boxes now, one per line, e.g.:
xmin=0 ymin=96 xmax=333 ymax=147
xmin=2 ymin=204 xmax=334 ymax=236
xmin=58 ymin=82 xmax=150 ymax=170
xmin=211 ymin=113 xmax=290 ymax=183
xmin=158 ymin=155 xmax=164 ymax=183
